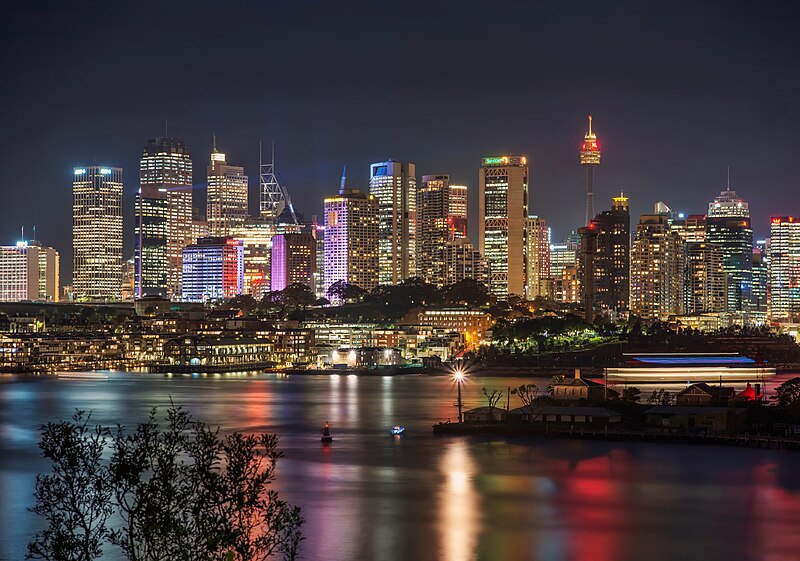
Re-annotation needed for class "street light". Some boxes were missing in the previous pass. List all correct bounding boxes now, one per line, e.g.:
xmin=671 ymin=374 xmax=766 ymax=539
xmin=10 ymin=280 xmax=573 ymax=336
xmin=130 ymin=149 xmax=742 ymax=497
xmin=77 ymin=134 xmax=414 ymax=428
xmin=453 ymin=367 xmax=464 ymax=424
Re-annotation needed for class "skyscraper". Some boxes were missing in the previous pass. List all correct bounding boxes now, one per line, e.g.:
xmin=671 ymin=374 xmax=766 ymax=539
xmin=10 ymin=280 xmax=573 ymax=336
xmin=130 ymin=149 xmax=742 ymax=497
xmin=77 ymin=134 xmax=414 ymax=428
xmin=417 ymin=174 xmax=468 ymax=285
xmin=590 ymin=194 xmax=630 ymax=313
xmin=579 ymin=115 xmax=601 ymax=226
xmin=323 ymin=187 xmax=379 ymax=297
xmin=630 ymin=212 xmax=684 ymax=321
xmin=441 ymin=238 xmax=488 ymax=287
xmin=706 ymin=187 xmax=753 ymax=314
xmin=768 ymin=217 xmax=800 ymax=323
xmin=136 ymin=136 xmax=193 ymax=299
xmin=181 ymin=237 xmax=244 ymax=302
xmin=207 ymin=141 xmax=249 ymax=237
xmin=231 ymin=219 xmax=274 ymax=299
xmin=270 ymin=233 xmax=316 ymax=292
xmin=683 ymin=242 xmax=726 ymax=314
xmin=525 ymin=216 xmax=550 ymax=300
xmin=0 ymin=241 xmax=59 ymax=302
xmin=479 ymin=155 xmax=528 ymax=298
xmin=73 ymin=166 xmax=123 ymax=300
xmin=369 ymin=160 xmax=416 ymax=285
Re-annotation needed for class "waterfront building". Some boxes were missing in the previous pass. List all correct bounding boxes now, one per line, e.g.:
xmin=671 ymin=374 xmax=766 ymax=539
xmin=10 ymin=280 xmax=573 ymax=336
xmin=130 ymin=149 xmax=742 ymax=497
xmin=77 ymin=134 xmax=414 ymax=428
xmin=706 ymin=188 xmax=753 ymax=313
xmin=323 ymin=188 xmax=379 ymax=297
xmin=413 ymin=308 xmax=494 ymax=348
xmin=417 ymin=174 xmax=467 ymax=285
xmin=768 ymin=216 xmax=800 ymax=323
xmin=181 ymin=237 xmax=244 ymax=302
xmin=630 ymin=212 xmax=684 ymax=321
xmin=207 ymin=142 xmax=249 ymax=236
xmin=73 ymin=166 xmax=123 ymax=300
xmin=586 ymin=194 xmax=630 ymax=313
xmin=369 ymin=160 xmax=417 ymax=285
xmin=579 ymin=115 xmax=601 ymax=226
xmin=683 ymin=242 xmax=726 ymax=314
xmin=136 ymin=137 xmax=193 ymax=299
xmin=478 ymin=155 xmax=528 ymax=298
xmin=0 ymin=241 xmax=59 ymax=302
xmin=270 ymin=233 xmax=316 ymax=292
xmin=525 ymin=216 xmax=550 ymax=300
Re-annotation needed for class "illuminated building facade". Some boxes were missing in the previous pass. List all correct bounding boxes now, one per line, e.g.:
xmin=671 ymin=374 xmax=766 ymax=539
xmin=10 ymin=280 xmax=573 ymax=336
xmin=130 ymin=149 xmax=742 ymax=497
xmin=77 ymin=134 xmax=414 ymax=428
xmin=525 ymin=216 xmax=551 ymax=299
xmin=417 ymin=174 xmax=468 ymax=285
xmin=0 ymin=241 xmax=58 ymax=302
xmin=323 ymin=188 xmax=379 ymax=296
xmin=231 ymin=219 xmax=274 ymax=299
xmin=441 ymin=238 xmax=488 ymax=286
xmin=706 ymin=188 xmax=753 ymax=313
xmin=672 ymin=214 xmax=707 ymax=243
xmin=768 ymin=217 xmax=800 ymax=322
xmin=579 ymin=115 xmax=601 ymax=226
xmin=479 ymin=155 xmax=528 ymax=298
xmin=684 ymin=242 xmax=726 ymax=314
xmin=136 ymin=137 xmax=193 ymax=298
xmin=415 ymin=308 xmax=494 ymax=348
xmin=590 ymin=194 xmax=630 ymax=313
xmin=181 ymin=237 xmax=244 ymax=302
xmin=630 ymin=213 xmax=684 ymax=321
xmin=207 ymin=143 xmax=249 ymax=236
xmin=270 ymin=233 xmax=316 ymax=292
xmin=369 ymin=160 xmax=416 ymax=285
xmin=73 ymin=166 xmax=123 ymax=300
xmin=751 ymin=245 xmax=768 ymax=321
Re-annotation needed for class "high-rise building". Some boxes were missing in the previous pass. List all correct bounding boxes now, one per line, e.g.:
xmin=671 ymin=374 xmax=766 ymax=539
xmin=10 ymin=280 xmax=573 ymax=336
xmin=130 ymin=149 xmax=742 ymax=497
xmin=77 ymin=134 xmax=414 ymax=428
xmin=270 ymin=233 xmax=316 ymax=292
xmin=369 ymin=160 xmax=417 ymax=285
xmin=207 ymin=142 xmax=249 ymax=237
xmin=479 ymin=155 xmax=528 ymax=298
xmin=578 ymin=224 xmax=598 ymax=323
xmin=181 ymin=237 xmax=244 ymax=302
xmin=672 ymin=214 xmax=707 ymax=243
xmin=314 ymin=224 xmax=325 ymax=298
xmin=73 ymin=166 xmax=123 ymax=300
xmin=441 ymin=238 xmax=488 ymax=287
xmin=0 ymin=241 xmax=59 ymax=302
xmin=752 ymin=245 xmax=768 ymax=322
xmin=525 ymin=216 xmax=550 ymax=300
xmin=550 ymin=232 xmax=580 ymax=278
xmin=579 ymin=115 xmax=601 ymax=226
xmin=136 ymin=137 xmax=193 ymax=299
xmin=417 ymin=174 xmax=468 ymax=285
xmin=323 ymin=188 xmax=379 ymax=296
xmin=768 ymin=217 xmax=800 ymax=323
xmin=706 ymin=188 xmax=753 ymax=313
xmin=590 ymin=194 xmax=630 ymax=313
xmin=231 ymin=219 xmax=275 ymax=299
xmin=683 ymin=242 xmax=726 ymax=314
xmin=630 ymin=213 xmax=684 ymax=321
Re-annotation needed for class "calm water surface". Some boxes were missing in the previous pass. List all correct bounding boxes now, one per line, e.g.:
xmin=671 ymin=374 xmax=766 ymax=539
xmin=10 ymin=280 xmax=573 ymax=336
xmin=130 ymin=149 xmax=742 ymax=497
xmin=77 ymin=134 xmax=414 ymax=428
xmin=2 ymin=372 xmax=800 ymax=561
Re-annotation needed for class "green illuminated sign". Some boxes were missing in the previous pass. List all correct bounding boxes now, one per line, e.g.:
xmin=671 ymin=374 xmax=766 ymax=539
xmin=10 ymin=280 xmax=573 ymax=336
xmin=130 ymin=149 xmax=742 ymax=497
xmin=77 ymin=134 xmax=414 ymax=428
xmin=483 ymin=157 xmax=503 ymax=165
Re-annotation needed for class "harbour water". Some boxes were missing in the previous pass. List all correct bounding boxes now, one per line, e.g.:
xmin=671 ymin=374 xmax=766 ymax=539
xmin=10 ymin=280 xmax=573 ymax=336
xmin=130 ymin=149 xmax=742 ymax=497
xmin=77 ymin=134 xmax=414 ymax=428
xmin=2 ymin=372 xmax=800 ymax=561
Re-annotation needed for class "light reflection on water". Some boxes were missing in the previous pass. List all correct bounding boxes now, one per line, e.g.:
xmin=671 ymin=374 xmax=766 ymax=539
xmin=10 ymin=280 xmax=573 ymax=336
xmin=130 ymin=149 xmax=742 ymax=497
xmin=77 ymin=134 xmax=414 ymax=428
xmin=2 ymin=373 xmax=800 ymax=561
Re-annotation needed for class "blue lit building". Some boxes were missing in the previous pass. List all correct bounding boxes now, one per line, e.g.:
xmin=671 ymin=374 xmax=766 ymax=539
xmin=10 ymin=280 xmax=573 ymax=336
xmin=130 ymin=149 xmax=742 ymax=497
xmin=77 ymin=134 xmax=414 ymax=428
xmin=181 ymin=237 xmax=244 ymax=302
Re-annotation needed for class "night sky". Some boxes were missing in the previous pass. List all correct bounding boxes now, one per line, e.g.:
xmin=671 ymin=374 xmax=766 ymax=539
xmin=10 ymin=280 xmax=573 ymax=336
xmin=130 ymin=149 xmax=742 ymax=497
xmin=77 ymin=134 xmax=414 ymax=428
xmin=2 ymin=1 xmax=799 ymax=282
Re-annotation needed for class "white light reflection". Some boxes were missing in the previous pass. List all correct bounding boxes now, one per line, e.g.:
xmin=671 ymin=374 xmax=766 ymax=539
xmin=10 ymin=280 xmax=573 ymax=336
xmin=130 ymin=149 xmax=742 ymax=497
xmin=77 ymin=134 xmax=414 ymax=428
xmin=438 ymin=439 xmax=479 ymax=561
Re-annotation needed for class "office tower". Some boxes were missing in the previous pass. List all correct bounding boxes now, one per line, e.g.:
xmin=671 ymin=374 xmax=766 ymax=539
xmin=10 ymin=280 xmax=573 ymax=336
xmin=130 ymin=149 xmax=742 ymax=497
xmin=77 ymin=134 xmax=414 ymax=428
xmin=590 ymin=194 xmax=630 ymax=313
xmin=73 ymin=166 xmax=123 ymax=300
xmin=0 ymin=241 xmax=58 ymax=301
xmin=136 ymin=136 xmax=193 ymax=299
xmin=751 ymin=245 xmax=768 ymax=322
xmin=630 ymin=212 xmax=684 ymax=321
xmin=672 ymin=214 xmax=707 ymax=243
xmin=554 ymin=266 xmax=580 ymax=304
xmin=706 ymin=187 xmax=753 ymax=313
xmin=181 ymin=237 xmax=244 ymax=302
xmin=314 ymin=224 xmax=325 ymax=298
xmin=578 ymin=224 xmax=598 ymax=323
xmin=323 ymin=188 xmax=379 ymax=296
xmin=121 ymin=257 xmax=135 ymax=301
xmin=207 ymin=141 xmax=249 ymax=236
xmin=231 ymin=219 xmax=274 ymax=299
xmin=417 ymin=174 xmax=468 ymax=285
xmin=441 ymin=238 xmax=488 ymax=286
xmin=369 ymin=160 xmax=416 ymax=285
xmin=684 ymin=242 xmax=726 ymax=314
xmin=579 ymin=115 xmax=601 ymax=226
xmin=270 ymin=233 xmax=316 ymax=292
xmin=525 ymin=216 xmax=550 ymax=299
xmin=550 ymin=232 xmax=580 ymax=278
xmin=479 ymin=155 xmax=528 ymax=298
xmin=768 ymin=217 xmax=800 ymax=322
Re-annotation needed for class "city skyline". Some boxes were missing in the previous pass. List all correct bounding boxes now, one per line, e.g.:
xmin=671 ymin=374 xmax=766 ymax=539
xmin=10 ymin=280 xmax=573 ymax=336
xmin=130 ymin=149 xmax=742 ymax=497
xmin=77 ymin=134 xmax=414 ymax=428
xmin=1 ymin=2 xmax=798 ymax=283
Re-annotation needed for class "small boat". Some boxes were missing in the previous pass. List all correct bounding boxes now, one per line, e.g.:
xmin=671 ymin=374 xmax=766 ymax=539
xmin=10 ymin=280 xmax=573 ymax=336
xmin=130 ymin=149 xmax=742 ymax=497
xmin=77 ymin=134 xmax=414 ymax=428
xmin=390 ymin=426 xmax=405 ymax=435
xmin=56 ymin=372 xmax=109 ymax=381
xmin=321 ymin=422 xmax=333 ymax=443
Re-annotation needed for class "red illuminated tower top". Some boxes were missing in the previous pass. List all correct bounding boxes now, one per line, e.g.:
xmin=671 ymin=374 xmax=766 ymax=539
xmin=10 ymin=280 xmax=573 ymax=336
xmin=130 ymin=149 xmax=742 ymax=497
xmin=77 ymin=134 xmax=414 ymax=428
xmin=580 ymin=115 xmax=601 ymax=165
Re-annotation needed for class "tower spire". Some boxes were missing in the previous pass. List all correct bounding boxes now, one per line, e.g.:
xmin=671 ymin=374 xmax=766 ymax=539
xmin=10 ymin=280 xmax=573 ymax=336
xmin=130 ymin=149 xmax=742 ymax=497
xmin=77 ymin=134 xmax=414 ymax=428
xmin=212 ymin=133 xmax=217 ymax=152
xmin=340 ymin=164 xmax=347 ymax=194
xmin=588 ymin=114 xmax=593 ymax=136
xmin=727 ymin=166 xmax=730 ymax=190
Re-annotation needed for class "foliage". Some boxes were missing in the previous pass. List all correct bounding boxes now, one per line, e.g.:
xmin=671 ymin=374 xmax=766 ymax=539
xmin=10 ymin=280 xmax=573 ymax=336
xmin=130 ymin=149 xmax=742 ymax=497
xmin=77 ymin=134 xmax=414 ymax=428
xmin=27 ymin=411 xmax=112 ymax=561
xmin=647 ymin=389 xmax=673 ymax=405
xmin=622 ymin=387 xmax=641 ymax=403
xmin=28 ymin=406 xmax=303 ymax=561
xmin=511 ymin=384 xmax=539 ymax=409
xmin=772 ymin=377 xmax=800 ymax=407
